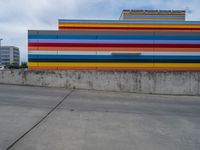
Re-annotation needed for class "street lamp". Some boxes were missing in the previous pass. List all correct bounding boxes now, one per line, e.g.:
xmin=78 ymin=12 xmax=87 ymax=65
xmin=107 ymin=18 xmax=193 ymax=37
xmin=0 ymin=39 xmax=2 ymax=64
xmin=0 ymin=38 xmax=2 ymax=47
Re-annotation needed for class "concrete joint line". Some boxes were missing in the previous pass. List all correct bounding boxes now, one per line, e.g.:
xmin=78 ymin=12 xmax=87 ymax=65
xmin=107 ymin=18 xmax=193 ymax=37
xmin=6 ymin=89 xmax=75 ymax=150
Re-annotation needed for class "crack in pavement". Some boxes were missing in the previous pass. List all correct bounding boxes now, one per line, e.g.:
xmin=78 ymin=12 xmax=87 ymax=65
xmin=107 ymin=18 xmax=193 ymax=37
xmin=6 ymin=89 xmax=75 ymax=150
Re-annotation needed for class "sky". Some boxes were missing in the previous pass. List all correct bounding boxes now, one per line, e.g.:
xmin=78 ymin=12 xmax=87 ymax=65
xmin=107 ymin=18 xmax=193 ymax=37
xmin=0 ymin=0 xmax=200 ymax=62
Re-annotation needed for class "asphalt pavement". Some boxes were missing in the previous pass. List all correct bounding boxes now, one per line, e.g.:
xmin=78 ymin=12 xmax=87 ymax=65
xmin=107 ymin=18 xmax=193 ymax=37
xmin=0 ymin=84 xmax=200 ymax=150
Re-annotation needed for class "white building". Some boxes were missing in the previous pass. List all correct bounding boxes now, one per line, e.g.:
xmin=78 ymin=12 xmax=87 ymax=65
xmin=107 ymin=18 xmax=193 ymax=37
xmin=0 ymin=46 xmax=20 ymax=65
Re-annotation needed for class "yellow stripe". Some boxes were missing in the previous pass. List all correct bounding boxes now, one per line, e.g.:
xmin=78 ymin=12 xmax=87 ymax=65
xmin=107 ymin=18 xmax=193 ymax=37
xmin=59 ymin=23 xmax=200 ymax=29
xmin=29 ymin=62 xmax=153 ymax=67
xmin=28 ymin=62 xmax=200 ymax=68
xmin=154 ymin=63 xmax=200 ymax=67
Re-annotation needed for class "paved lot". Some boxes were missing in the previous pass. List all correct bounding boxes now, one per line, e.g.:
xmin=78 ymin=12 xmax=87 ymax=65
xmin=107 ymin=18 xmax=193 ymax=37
xmin=0 ymin=84 xmax=200 ymax=150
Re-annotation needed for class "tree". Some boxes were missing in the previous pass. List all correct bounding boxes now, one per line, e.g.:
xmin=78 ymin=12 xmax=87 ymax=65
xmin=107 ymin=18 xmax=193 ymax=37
xmin=21 ymin=62 xmax=28 ymax=68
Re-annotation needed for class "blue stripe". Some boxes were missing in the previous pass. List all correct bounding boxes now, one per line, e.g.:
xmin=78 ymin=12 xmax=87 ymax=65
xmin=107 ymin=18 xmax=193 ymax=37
xmin=28 ymin=39 xmax=200 ymax=44
xmin=28 ymin=35 xmax=200 ymax=40
xmin=29 ymin=55 xmax=153 ymax=60
xmin=28 ymin=55 xmax=200 ymax=60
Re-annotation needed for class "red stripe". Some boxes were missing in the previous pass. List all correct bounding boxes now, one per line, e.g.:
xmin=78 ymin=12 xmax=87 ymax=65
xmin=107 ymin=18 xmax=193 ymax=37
xmin=28 ymin=43 xmax=200 ymax=48
xmin=59 ymin=27 xmax=200 ymax=31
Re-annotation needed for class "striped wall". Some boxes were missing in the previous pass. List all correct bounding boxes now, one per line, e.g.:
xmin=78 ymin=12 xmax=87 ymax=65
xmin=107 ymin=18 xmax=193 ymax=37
xmin=28 ymin=19 xmax=200 ymax=70
xmin=58 ymin=20 xmax=200 ymax=32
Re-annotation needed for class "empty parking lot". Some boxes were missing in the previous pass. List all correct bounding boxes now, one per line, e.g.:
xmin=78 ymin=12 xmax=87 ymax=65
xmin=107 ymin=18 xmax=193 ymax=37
xmin=0 ymin=84 xmax=200 ymax=150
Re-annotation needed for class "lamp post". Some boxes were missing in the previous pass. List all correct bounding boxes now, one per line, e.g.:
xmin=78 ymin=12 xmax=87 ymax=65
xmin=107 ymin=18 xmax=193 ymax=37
xmin=0 ymin=39 xmax=2 ymax=65
xmin=0 ymin=38 xmax=2 ymax=47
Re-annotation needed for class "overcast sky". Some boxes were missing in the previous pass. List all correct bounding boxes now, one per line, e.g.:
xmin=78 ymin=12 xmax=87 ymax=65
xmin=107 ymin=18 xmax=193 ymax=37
xmin=0 ymin=0 xmax=200 ymax=62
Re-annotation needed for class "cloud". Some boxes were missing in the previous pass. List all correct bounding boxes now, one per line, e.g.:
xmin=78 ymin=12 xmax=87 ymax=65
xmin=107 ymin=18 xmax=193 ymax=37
xmin=0 ymin=0 xmax=200 ymax=62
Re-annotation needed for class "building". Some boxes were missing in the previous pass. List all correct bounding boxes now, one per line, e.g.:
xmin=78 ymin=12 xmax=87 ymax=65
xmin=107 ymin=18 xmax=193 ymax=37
xmin=0 ymin=46 xmax=20 ymax=66
xmin=28 ymin=10 xmax=200 ymax=71
xmin=119 ymin=10 xmax=186 ymax=21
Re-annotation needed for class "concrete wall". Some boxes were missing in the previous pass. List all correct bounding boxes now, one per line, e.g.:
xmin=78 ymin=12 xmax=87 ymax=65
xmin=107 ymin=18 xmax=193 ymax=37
xmin=0 ymin=70 xmax=200 ymax=96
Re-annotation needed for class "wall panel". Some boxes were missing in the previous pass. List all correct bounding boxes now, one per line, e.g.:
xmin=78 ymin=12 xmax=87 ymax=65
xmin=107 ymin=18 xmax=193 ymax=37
xmin=28 ymin=18 xmax=200 ymax=70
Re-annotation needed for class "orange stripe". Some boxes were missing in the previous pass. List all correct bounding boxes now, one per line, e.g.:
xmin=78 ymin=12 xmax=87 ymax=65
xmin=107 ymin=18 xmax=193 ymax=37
xmin=29 ymin=66 xmax=58 ymax=70
xmin=58 ymin=28 xmax=200 ymax=32
xmin=154 ymin=48 xmax=200 ymax=52
xmin=151 ymin=67 xmax=200 ymax=71
xmin=28 ymin=66 xmax=200 ymax=71
xmin=96 ymin=67 xmax=200 ymax=71
xmin=58 ymin=66 xmax=96 ymax=70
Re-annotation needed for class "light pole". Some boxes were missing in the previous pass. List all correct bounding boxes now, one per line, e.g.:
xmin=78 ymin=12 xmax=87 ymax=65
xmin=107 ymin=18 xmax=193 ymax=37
xmin=0 ymin=38 xmax=2 ymax=47
xmin=0 ymin=39 xmax=2 ymax=65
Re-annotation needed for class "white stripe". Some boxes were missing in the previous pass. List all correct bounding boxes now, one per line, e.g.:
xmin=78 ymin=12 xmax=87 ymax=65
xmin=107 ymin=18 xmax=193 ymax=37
xmin=28 ymin=51 xmax=200 ymax=56
xmin=98 ymin=52 xmax=200 ymax=56
xmin=154 ymin=52 xmax=200 ymax=56
xmin=58 ymin=51 xmax=96 ymax=55
xmin=29 ymin=51 xmax=57 ymax=55
xmin=29 ymin=51 xmax=96 ymax=55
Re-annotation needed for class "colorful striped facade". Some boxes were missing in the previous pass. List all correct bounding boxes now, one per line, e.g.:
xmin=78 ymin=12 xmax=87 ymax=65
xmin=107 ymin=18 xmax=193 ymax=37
xmin=28 ymin=10 xmax=200 ymax=71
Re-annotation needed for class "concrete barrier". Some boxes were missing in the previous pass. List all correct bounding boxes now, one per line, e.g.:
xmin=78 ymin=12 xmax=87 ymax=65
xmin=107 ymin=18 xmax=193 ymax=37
xmin=0 ymin=69 xmax=200 ymax=96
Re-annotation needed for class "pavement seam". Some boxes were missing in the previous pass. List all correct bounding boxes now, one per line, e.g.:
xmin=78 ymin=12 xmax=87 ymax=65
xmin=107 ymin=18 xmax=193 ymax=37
xmin=6 ymin=89 xmax=75 ymax=150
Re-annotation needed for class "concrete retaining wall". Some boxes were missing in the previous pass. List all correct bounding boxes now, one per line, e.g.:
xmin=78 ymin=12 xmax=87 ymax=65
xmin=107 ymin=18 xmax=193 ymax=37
xmin=0 ymin=70 xmax=200 ymax=96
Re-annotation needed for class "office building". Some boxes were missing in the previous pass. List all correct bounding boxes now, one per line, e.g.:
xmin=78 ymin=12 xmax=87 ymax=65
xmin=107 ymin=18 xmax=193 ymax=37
xmin=0 ymin=46 xmax=20 ymax=65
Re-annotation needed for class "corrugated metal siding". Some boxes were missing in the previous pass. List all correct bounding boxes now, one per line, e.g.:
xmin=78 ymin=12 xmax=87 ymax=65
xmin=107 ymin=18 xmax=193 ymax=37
xmin=27 ymin=10 xmax=200 ymax=71
xmin=28 ymin=22 xmax=200 ymax=70
xmin=58 ymin=20 xmax=200 ymax=32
